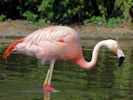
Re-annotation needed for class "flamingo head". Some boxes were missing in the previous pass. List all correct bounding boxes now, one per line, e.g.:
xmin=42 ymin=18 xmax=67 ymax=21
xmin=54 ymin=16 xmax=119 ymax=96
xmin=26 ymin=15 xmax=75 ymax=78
xmin=104 ymin=40 xmax=125 ymax=67
xmin=116 ymin=47 xmax=125 ymax=67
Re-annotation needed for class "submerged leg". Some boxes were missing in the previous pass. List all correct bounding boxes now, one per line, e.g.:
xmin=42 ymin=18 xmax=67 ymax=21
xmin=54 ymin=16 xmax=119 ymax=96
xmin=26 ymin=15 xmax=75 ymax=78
xmin=43 ymin=60 xmax=55 ymax=92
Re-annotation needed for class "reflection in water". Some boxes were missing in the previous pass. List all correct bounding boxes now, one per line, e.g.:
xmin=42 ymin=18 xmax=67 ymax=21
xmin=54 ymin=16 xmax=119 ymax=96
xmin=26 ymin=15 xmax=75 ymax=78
xmin=0 ymin=40 xmax=133 ymax=100
xmin=44 ymin=93 xmax=51 ymax=100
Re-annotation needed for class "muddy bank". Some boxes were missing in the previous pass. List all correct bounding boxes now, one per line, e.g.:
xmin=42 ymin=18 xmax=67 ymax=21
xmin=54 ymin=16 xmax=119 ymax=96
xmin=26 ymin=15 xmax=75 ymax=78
xmin=0 ymin=20 xmax=133 ymax=44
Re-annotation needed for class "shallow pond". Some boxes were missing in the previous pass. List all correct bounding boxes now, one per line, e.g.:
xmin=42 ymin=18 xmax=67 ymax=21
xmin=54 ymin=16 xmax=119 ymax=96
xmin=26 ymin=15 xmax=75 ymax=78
xmin=0 ymin=38 xmax=133 ymax=100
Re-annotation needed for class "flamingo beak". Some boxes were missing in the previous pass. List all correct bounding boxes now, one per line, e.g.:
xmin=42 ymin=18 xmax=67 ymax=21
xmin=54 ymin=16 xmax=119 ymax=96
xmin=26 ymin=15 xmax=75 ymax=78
xmin=116 ymin=48 xmax=125 ymax=67
xmin=118 ymin=56 xmax=125 ymax=67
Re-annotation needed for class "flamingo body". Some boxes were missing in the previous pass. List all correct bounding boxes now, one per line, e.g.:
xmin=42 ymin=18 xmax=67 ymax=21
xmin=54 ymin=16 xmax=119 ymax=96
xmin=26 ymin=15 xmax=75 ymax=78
xmin=16 ymin=26 xmax=83 ymax=62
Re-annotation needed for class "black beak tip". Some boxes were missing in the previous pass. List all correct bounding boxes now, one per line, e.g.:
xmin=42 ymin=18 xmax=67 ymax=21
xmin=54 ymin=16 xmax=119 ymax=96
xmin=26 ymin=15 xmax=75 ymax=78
xmin=118 ymin=56 xmax=125 ymax=67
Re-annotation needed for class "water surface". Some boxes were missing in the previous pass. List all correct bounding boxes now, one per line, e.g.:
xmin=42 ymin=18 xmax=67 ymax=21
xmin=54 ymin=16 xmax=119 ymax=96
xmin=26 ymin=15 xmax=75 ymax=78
xmin=0 ymin=39 xmax=133 ymax=100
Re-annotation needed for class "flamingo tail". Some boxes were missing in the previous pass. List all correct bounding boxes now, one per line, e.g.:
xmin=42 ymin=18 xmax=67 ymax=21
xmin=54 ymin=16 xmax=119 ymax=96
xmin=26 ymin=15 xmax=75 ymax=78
xmin=3 ymin=39 xmax=23 ymax=59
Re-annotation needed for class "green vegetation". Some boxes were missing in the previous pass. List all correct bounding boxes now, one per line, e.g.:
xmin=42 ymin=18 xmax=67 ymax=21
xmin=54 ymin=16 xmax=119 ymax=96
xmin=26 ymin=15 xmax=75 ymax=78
xmin=0 ymin=14 xmax=6 ymax=21
xmin=0 ymin=0 xmax=132 ymax=26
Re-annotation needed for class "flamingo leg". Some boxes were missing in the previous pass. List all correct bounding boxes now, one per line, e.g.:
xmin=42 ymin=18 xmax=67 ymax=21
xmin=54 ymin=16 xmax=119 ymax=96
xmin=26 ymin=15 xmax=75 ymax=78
xmin=47 ymin=61 xmax=55 ymax=85
xmin=43 ymin=60 xmax=55 ymax=92
xmin=44 ymin=68 xmax=51 ymax=85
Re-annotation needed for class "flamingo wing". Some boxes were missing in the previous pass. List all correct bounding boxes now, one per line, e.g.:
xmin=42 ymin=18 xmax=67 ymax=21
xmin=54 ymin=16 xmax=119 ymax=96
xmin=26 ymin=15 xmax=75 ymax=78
xmin=22 ymin=26 xmax=80 ymax=46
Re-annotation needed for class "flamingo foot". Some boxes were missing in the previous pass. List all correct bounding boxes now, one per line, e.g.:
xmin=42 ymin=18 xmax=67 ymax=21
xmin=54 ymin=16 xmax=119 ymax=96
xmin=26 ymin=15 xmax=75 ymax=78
xmin=43 ymin=84 xmax=54 ymax=93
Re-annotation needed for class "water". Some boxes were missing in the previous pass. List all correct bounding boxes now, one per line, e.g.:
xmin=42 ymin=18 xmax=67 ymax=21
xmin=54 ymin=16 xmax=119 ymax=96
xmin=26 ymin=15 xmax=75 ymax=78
xmin=0 ymin=39 xmax=133 ymax=100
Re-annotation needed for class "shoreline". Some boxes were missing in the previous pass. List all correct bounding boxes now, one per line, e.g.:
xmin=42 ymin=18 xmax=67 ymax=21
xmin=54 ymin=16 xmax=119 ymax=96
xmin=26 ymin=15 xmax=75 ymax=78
xmin=0 ymin=20 xmax=133 ymax=44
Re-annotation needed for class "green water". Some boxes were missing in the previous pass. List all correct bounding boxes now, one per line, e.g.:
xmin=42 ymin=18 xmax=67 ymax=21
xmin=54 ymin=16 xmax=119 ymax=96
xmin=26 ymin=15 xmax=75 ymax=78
xmin=0 ymin=39 xmax=133 ymax=100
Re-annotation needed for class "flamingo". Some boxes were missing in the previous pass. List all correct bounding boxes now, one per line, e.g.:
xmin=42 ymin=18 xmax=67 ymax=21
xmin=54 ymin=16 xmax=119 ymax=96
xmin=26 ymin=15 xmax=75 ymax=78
xmin=3 ymin=26 xmax=125 ymax=92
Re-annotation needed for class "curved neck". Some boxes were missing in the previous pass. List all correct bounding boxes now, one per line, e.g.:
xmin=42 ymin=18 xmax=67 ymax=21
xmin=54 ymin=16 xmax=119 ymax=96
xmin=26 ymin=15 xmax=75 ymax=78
xmin=75 ymin=41 xmax=105 ymax=70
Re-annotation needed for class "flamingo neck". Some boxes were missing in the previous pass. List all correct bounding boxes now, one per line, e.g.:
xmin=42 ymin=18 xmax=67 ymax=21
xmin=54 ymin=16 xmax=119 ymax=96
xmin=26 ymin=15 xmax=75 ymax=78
xmin=76 ymin=41 xmax=105 ymax=70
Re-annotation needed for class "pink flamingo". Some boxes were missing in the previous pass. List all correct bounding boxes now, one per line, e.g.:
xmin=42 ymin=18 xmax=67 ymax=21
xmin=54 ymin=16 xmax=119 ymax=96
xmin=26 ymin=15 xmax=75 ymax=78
xmin=3 ymin=26 xmax=125 ymax=92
